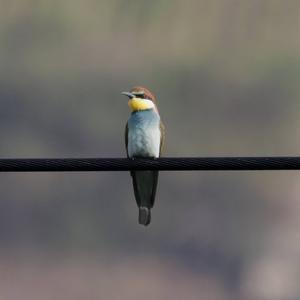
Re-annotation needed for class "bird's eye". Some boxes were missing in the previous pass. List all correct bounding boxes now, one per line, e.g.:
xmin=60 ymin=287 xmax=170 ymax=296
xmin=133 ymin=92 xmax=145 ymax=98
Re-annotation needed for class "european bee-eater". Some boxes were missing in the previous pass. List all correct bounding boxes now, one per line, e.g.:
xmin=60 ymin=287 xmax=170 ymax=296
xmin=122 ymin=86 xmax=165 ymax=226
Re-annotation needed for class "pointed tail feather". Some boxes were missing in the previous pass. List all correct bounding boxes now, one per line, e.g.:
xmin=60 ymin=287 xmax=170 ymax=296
xmin=131 ymin=170 xmax=159 ymax=226
xmin=139 ymin=207 xmax=151 ymax=226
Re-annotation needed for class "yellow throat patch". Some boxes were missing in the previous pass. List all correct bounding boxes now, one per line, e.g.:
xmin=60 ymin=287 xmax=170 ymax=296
xmin=128 ymin=98 xmax=154 ymax=112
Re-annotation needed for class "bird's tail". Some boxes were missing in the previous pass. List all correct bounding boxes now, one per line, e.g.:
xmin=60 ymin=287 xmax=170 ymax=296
xmin=139 ymin=206 xmax=151 ymax=226
xmin=131 ymin=170 xmax=159 ymax=226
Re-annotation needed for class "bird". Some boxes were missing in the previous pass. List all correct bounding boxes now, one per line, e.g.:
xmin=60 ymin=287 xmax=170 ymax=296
xmin=122 ymin=86 xmax=165 ymax=226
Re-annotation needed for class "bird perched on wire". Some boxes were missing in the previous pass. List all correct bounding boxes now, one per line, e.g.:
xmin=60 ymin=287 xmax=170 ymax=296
xmin=122 ymin=86 xmax=165 ymax=226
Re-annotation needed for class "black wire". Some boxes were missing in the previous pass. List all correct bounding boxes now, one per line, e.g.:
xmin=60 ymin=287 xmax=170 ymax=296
xmin=0 ymin=157 xmax=299 ymax=172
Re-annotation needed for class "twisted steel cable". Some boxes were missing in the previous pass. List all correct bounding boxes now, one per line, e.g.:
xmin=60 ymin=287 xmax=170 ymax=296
xmin=0 ymin=157 xmax=299 ymax=172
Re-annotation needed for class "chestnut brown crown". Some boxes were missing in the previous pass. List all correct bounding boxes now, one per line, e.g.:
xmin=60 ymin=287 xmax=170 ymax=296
xmin=130 ymin=86 xmax=157 ymax=103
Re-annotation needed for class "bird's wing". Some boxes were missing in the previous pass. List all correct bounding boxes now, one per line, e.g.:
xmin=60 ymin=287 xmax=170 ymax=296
xmin=125 ymin=122 xmax=129 ymax=157
xmin=159 ymin=120 xmax=165 ymax=156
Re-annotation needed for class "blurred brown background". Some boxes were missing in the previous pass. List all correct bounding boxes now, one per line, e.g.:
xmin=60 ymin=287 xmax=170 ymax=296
xmin=1 ymin=1 xmax=300 ymax=299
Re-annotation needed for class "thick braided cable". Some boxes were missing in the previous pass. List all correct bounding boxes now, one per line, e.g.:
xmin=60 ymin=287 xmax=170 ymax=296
xmin=0 ymin=157 xmax=299 ymax=172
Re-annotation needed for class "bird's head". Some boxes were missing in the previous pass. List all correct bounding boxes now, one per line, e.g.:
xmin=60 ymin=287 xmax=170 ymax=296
xmin=122 ymin=86 xmax=157 ymax=112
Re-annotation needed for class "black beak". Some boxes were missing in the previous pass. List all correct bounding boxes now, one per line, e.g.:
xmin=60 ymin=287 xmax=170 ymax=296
xmin=121 ymin=92 xmax=135 ymax=99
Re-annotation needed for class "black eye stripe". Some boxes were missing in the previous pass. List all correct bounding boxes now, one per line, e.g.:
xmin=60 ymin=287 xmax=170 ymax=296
xmin=132 ymin=92 xmax=145 ymax=98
